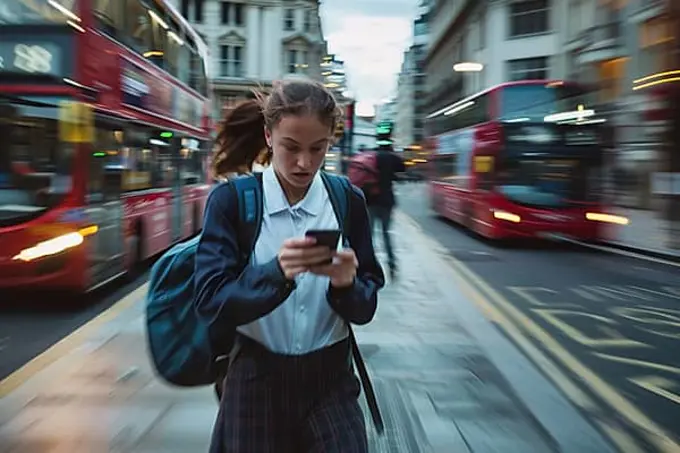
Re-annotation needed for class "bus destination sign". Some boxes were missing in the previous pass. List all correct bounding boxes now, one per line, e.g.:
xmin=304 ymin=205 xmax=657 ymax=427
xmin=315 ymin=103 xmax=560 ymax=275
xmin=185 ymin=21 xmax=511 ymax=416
xmin=0 ymin=40 xmax=64 ymax=78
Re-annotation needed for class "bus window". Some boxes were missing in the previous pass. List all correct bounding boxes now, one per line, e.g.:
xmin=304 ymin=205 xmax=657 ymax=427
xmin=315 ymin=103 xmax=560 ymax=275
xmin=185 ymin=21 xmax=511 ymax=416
xmin=179 ymin=138 xmax=202 ymax=185
xmin=125 ymin=0 xmax=153 ymax=55
xmin=0 ymin=95 xmax=74 ymax=226
xmin=92 ymin=0 xmax=123 ymax=36
xmin=89 ymin=125 xmax=124 ymax=202
xmin=436 ymin=154 xmax=458 ymax=184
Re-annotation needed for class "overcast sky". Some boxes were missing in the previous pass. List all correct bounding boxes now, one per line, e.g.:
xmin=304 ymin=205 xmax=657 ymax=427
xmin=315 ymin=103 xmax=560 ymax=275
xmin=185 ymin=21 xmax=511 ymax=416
xmin=321 ymin=0 xmax=419 ymax=116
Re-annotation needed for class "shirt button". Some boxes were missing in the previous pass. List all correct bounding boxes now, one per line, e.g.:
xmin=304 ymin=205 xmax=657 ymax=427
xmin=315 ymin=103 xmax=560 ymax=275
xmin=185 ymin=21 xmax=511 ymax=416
xmin=300 ymin=305 xmax=305 ymax=313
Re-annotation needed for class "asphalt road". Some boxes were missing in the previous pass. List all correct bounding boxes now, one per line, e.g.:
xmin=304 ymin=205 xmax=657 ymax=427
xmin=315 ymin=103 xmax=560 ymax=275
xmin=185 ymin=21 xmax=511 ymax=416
xmin=0 ymin=272 xmax=150 ymax=382
xmin=395 ymin=182 xmax=680 ymax=453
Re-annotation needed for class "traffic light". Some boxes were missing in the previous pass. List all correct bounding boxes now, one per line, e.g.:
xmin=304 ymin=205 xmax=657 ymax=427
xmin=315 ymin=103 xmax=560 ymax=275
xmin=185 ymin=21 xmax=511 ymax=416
xmin=376 ymin=121 xmax=393 ymax=136
xmin=376 ymin=120 xmax=394 ymax=147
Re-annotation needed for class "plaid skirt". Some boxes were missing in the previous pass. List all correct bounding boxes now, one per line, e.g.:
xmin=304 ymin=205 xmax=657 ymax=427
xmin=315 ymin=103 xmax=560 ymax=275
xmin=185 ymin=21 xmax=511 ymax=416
xmin=209 ymin=334 xmax=368 ymax=453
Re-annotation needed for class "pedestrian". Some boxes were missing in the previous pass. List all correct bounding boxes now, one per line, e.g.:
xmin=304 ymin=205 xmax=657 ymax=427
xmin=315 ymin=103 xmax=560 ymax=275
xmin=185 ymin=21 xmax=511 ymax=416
xmin=365 ymin=142 xmax=405 ymax=280
xmin=194 ymin=77 xmax=385 ymax=453
xmin=209 ymin=96 xmax=273 ymax=401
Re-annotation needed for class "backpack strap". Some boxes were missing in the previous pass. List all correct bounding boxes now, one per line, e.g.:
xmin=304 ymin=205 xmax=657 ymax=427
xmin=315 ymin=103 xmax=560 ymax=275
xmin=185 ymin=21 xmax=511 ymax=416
xmin=230 ymin=173 xmax=264 ymax=264
xmin=320 ymin=172 xmax=350 ymax=238
xmin=217 ymin=173 xmax=264 ymax=371
xmin=320 ymin=171 xmax=385 ymax=435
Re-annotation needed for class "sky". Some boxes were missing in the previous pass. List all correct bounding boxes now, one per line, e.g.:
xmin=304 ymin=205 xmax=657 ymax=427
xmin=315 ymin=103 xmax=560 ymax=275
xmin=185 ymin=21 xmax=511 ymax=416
xmin=321 ymin=0 xmax=420 ymax=117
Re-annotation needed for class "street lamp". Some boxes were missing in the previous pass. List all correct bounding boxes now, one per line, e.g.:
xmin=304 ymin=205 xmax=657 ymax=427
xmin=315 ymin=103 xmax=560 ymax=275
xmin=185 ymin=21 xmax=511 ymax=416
xmin=453 ymin=62 xmax=484 ymax=72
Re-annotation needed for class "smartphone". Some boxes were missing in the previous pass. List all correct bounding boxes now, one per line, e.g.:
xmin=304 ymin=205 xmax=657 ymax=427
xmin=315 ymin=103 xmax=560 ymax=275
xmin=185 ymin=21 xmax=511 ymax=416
xmin=305 ymin=229 xmax=341 ymax=250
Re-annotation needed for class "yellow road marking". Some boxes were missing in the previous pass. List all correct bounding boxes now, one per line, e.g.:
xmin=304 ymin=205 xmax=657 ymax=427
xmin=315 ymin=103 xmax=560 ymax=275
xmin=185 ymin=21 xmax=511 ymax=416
xmin=595 ymin=353 xmax=680 ymax=376
xmin=631 ymin=376 xmax=680 ymax=406
xmin=597 ymin=420 xmax=647 ymax=453
xmin=396 ymin=210 xmax=680 ymax=453
xmin=532 ymin=308 xmax=649 ymax=348
xmin=0 ymin=283 xmax=148 ymax=397
xmin=448 ymin=254 xmax=680 ymax=453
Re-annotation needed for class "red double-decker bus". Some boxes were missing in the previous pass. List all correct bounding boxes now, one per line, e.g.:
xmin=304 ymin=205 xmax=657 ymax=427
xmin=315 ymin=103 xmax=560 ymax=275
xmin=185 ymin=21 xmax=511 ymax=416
xmin=0 ymin=0 xmax=213 ymax=294
xmin=426 ymin=80 xmax=627 ymax=242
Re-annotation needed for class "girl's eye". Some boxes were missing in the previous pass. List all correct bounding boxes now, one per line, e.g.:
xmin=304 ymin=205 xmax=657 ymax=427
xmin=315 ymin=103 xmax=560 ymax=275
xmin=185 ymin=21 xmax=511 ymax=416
xmin=311 ymin=147 xmax=323 ymax=153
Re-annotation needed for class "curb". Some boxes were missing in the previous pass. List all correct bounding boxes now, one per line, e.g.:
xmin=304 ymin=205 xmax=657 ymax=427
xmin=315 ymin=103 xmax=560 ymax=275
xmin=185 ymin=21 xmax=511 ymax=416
xmin=600 ymin=240 xmax=680 ymax=264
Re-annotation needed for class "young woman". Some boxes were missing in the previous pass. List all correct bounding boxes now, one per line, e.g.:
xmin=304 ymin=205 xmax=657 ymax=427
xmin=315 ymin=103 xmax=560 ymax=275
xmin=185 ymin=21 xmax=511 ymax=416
xmin=194 ymin=77 xmax=385 ymax=452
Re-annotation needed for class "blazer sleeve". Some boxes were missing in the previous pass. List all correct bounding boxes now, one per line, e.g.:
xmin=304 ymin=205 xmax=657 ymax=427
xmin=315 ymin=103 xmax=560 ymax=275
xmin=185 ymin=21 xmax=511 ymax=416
xmin=327 ymin=184 xmax=386 ymax=325
xmin=193 ymin=183 xmax=295 ymax=329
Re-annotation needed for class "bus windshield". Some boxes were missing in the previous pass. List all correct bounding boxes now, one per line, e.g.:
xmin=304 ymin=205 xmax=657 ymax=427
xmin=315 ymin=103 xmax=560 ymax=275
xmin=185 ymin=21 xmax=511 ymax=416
xmin=0 ymin=95 xmax=74 ymax=226
xmin=497 ymin=157 xmax=601 ymax=208
xmin=0 ymin=0 xmax=77 ymax=25
xmin=499 ymin=84 xmax=595 ymax=122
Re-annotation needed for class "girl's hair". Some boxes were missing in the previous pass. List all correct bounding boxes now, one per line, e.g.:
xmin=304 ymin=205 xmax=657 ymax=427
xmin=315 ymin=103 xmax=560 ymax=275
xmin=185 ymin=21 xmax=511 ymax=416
xmin=211 ymin=77 xmax=342 ymax=178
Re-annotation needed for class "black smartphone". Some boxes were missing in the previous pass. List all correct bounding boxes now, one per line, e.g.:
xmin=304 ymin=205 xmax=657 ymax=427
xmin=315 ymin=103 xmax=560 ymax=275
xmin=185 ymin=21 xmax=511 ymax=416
xmin=305 ymin=229 xmax=341 ymax=250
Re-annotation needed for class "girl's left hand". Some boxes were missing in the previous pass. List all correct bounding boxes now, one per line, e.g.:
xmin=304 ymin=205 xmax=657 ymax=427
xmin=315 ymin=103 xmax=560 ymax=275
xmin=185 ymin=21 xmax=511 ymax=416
xmin=309 ymin=248 xmax=358 ymax=288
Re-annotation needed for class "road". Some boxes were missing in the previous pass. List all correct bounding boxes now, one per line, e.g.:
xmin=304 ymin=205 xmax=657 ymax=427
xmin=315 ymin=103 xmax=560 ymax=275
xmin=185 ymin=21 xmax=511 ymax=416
xmin=396 ymin=182 xmax=680 ymax=453
xmin=0 ymin=273 xmax=149 ymax=382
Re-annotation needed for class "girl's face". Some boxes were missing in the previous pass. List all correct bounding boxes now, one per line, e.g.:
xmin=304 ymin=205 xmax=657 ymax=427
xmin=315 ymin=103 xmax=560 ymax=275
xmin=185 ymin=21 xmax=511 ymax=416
xmin=265 ymin=114 xmax=332 ymax=193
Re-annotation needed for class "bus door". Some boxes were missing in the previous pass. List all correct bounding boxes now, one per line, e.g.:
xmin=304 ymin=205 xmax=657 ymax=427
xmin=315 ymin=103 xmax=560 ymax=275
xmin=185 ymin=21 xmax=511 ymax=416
xmin=86 ymin=132 xmax=126 ymax=286
xmin=156 ymin=138 xmax=182 ymax=243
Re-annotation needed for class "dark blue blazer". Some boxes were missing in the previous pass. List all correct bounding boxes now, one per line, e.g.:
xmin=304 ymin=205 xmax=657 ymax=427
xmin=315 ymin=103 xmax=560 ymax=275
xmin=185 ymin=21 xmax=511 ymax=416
xmin=193 ymin=180 xmax=385 ymax=337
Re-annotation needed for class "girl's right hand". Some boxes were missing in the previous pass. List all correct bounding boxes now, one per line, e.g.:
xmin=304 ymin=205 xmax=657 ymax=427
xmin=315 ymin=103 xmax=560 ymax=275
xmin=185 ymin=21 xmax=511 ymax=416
xmin=277 ymin=237 xmax=333 ymax=280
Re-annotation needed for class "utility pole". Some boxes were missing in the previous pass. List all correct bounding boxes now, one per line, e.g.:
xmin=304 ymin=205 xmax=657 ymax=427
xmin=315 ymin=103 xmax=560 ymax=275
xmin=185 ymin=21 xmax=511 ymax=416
xmin=666 ymin=0 xmax=680 ymax=248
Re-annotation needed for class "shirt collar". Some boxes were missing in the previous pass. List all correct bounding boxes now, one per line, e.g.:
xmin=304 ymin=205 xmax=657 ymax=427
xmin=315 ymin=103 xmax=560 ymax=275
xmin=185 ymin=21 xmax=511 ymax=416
xmin=263 ymin=166 xmax=326 ymax=216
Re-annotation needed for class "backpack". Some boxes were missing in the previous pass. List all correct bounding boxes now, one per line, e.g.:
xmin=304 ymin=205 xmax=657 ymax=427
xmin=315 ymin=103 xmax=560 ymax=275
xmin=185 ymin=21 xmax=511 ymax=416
xmin=144 ymin=171 xmax=384 ymax=433
xmin=145 ymin=173 xmax=264 ymax=387
xmin=347 ymin=151 xmax=380 ymax=196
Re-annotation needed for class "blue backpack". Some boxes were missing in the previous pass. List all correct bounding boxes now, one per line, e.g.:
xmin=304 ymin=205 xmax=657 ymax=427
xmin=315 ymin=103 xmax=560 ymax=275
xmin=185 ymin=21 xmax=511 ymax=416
xmin=145 ymin=174 xmax=265 ymax=387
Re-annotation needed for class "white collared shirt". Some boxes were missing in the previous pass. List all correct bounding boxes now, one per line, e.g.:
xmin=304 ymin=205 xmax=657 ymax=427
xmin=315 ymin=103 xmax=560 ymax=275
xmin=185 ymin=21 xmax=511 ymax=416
xmin=236 ymin=165 xmax=349 ymax=354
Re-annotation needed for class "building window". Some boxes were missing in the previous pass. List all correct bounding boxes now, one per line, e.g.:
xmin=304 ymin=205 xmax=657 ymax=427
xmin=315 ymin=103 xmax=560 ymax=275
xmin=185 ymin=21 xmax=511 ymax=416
xmin=478 ymin=12 xmax=486 ymax=49
xmin=507 ymin=57 xmax=549 ymax=80
xmin=221 ymin=2 xmax=229 ymax=24
xmin=284 ymin=9 xmax=294 ymax=30
xmin=286 ymin=49 xmax=308 ymax=73
xmin=234 ymin=4 xmax=244 ymax=26
xmin=221 ymin=2 xmax=244 ymax=26
xmin=181 ymin=0 xmax=190 ymax=18
xmin=220 ymin=45 xmax=243 ymax=77
xmin=288 ymin=49 xmax=298 ymax=73
xmin=194 ymin=0 xmax=204 ymax=23
xmin=303 ymin=10 xmax=312 ymax=32
xmin=598 ymin=58 xmax=627 ymax=103
xmin=509 ymin=0 xmax=550 ymax=37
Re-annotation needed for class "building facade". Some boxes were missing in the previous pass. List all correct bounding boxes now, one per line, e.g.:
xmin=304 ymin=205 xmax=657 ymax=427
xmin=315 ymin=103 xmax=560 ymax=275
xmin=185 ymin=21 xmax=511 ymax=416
xmin=173 ymin=0 xmax=326 ymax=124
xmin=565 ymin=0 xmax=670 ymax=209
xmin=394 ymin=48 xmax=416 ymax=148
xmin=394 ymin=2 xmax=430 ymax=148
xmin=421 ymin=0 xmax=671 ymax=208
xmin=424 ymin=0 xmax=570 ymax=120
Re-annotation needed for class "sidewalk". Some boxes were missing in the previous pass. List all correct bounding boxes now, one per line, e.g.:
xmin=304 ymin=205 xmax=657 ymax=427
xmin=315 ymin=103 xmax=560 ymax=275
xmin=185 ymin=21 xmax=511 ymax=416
xmin=0 ymin=214 xmax=614 ymax=453
xmin=606 ymin=208 xmax=680 ymax=261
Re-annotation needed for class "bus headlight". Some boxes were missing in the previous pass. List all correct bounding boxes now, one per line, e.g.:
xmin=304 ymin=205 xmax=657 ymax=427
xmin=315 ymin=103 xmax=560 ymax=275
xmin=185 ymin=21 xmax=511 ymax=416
xmin=493 ymin=210 xmax=521 ymax=223
xmin=12 ymin=226 xmax=98 ymax=262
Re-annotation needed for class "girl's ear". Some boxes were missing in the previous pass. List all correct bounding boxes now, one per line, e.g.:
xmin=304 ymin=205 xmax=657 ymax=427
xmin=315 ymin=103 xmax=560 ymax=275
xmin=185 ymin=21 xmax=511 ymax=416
xmin=264 ymin=126 xmax=273 ymax=149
